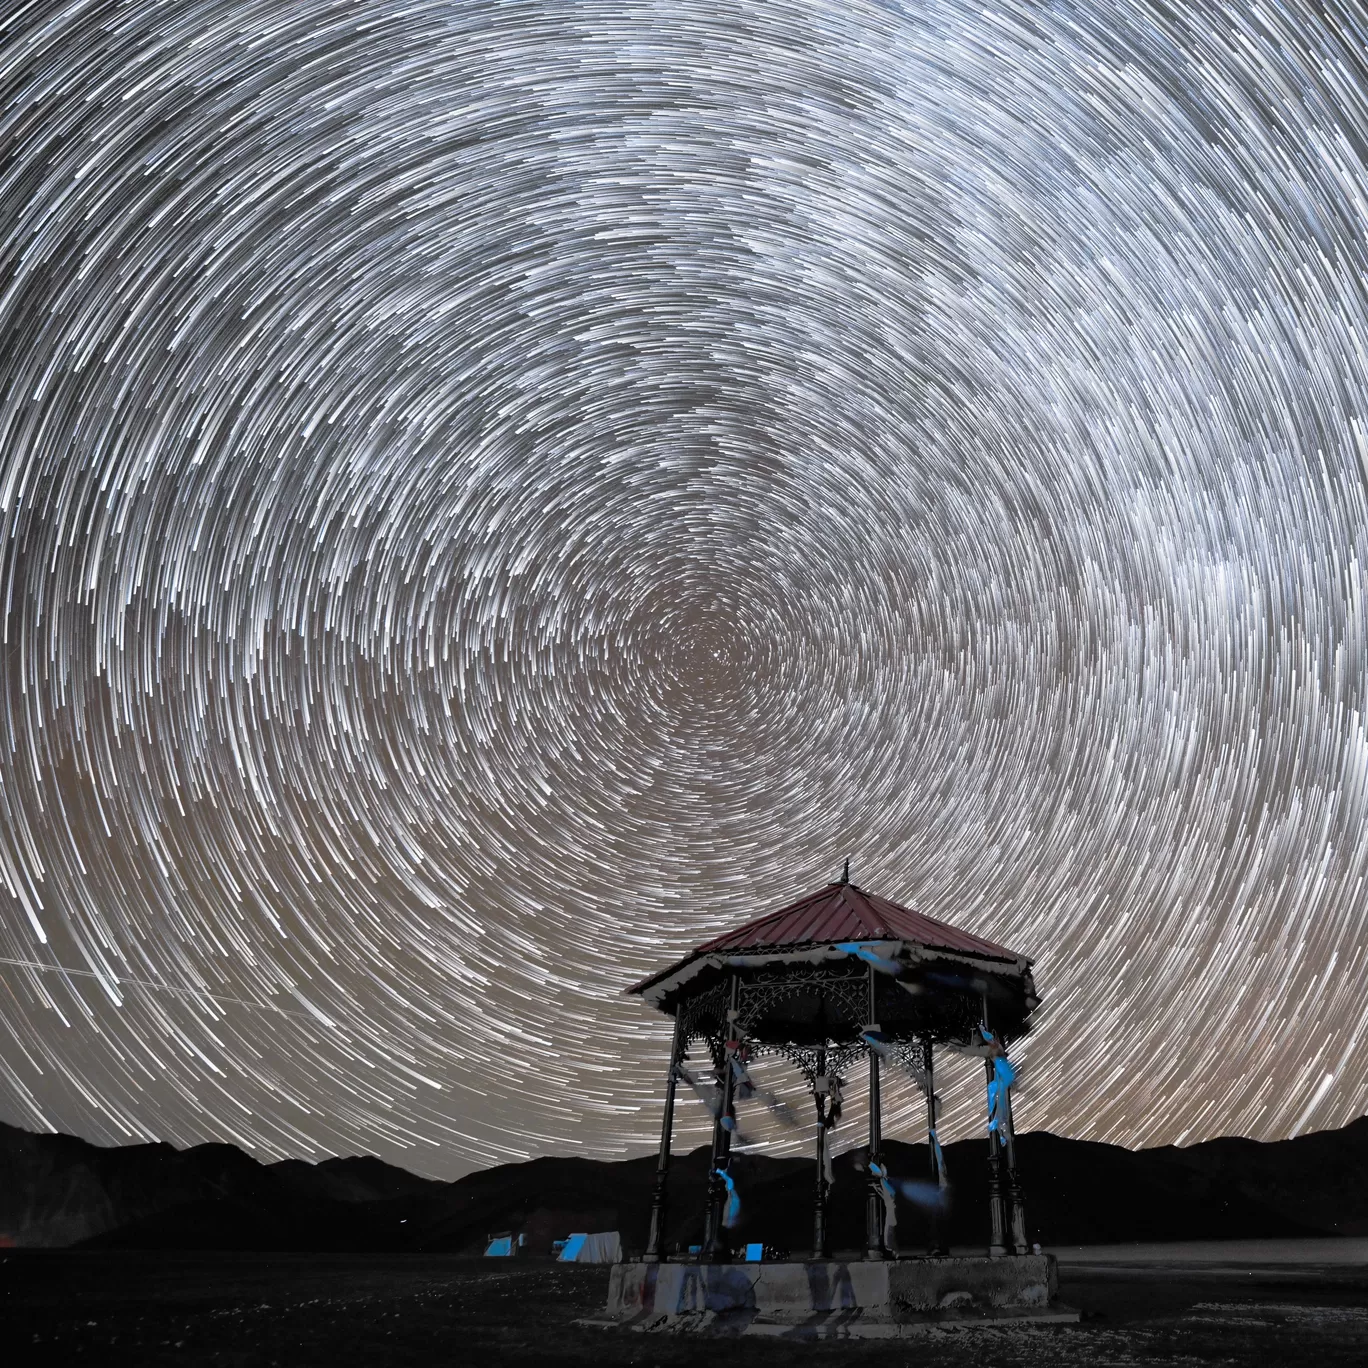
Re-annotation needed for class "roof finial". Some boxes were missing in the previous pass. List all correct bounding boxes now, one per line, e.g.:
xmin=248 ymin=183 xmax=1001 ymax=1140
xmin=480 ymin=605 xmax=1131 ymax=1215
xmin=841 ymin=858 xmax=850 ymax=885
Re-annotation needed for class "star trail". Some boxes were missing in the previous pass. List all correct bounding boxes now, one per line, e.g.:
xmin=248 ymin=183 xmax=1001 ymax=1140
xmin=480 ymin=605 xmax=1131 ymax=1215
xmin=2 ymin=0 xmax=1368 ymax=1179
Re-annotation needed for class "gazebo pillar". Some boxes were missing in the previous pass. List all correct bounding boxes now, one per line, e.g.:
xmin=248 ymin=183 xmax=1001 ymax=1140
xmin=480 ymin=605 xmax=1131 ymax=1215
xmin=984 ymin=1054 xmax=1009 ymax=1257
xmin=982 ymin=996 xmax=1010 ymax=1258
xmin=1000 ymin=1051 xmax=1028 ymax=1253
xmin=812 ymin=1048 xmax=830 ymax=1260
xmin=644 ymin=1011 xmax=686 ymax=1262
xmin=864 ymin=964 xmax=888 ymax=1260
xmin=923 ymin=1036 xmax=948 ymax=1255
xmin=700 ymin=973 xmax=741 ymax=1262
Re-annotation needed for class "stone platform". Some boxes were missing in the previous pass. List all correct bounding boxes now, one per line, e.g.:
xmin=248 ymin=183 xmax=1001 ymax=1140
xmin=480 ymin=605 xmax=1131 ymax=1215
xmin=588 ymin=1255 xmax=1080 ymax=1338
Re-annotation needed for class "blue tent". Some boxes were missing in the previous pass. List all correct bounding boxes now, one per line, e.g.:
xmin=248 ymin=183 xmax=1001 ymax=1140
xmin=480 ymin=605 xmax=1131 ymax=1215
xmin=556 ymin=1231 xmax=622 ymax=1263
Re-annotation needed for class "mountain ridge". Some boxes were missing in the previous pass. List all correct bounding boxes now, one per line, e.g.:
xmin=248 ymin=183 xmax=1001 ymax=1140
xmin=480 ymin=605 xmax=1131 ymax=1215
xmin=2 ymin=1115 xmax=1365 ymax=1252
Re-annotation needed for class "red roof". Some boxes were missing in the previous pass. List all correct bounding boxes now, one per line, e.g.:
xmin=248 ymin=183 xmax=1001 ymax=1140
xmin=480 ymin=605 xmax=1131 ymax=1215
xmin=691 ymin=880 xmax=1024 ymax=962
xmin=630 ymin=879 xmax=1027 ymax=997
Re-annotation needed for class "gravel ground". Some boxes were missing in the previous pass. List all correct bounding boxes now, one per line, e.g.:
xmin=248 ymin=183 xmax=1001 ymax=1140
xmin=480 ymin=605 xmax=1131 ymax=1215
xmin=3 ymin=1248 xmax=1367 ymax=1366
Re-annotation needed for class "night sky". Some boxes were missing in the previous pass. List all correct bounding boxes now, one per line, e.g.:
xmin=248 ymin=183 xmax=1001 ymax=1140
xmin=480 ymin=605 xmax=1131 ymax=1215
xmin=2 ymin=0 xmax=1368 ymax=1181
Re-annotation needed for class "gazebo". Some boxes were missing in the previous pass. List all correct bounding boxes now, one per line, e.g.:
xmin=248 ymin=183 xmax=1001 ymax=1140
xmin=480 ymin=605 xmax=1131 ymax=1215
xmin=630 ymin=864 xmax=1038 ymax=1264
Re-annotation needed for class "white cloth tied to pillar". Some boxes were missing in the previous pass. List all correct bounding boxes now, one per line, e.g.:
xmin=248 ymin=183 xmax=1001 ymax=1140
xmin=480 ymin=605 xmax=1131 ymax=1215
xmin=869 ymin=1159 xmax=898 ymax=1242
xmin=862 ymin=1030 xmax=933 ymax=1101
xmin=729 ymin=1053 xmax=800 ymax=1131
xmin=714 ymin=1166 xmax=742 ymax=1227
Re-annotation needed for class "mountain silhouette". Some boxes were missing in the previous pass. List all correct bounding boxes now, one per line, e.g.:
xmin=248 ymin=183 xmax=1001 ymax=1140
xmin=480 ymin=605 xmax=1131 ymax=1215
xmin=2 ymin=1116 xmax=1364 ymax=1252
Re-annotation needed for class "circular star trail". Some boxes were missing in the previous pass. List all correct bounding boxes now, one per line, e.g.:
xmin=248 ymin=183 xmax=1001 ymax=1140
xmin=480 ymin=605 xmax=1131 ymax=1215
xmin=2 ymin=0 xmax=1368 ymax=1177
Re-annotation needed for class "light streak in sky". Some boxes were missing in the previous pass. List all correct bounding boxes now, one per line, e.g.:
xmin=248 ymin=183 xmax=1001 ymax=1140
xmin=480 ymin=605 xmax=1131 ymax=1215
xmin=1 ymin=1 xmax=1367 ymax=1176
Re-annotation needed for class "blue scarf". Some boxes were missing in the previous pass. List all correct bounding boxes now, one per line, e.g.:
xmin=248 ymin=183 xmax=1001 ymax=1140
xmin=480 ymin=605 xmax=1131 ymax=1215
xmin=714 ymin=1167 xmax=741 ymax=1228
xmin=986 ymin=1054 xmax=1017 ymax=1133
xmin=836 ymin=941 xmax=902 ymax=975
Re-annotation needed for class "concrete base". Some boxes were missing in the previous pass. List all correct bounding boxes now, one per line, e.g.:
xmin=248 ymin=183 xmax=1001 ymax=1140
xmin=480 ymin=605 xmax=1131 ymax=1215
xmin=589 ymin=1256 xmax=1080 ymax=1337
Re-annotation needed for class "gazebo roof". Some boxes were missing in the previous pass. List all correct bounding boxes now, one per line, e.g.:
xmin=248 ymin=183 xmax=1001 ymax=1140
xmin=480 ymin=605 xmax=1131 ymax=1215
xmin=630 ymin=875 xmax=1032 ymax=1015
xmin=692 ymin=879 xmax=1023 ymax=963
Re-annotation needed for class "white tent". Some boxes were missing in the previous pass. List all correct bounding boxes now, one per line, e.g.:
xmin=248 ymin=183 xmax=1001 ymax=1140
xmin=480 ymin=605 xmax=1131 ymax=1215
xmin=557 ymin=1230 xmax=622 ymax=1263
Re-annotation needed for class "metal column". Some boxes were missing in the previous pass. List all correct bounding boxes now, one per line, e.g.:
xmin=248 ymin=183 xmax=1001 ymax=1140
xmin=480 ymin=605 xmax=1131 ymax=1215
xmin=984 ymin=1055 xmax=1009 ymax=1256
xmin=923 ymin=1036 xmax=948 ymax=1255
xmin=1000 ymin=1052 xmax=1028 ymax=1253
xmin=700 ymin=973 xmax=742 ymax=1262
xmin=864 ymin=962 xmax=887 ymax=1259
xmin=812 ymin=1046 xmax=830 ymax=1260
xmin=644 ymin=1010 xmax=686 ymax=1261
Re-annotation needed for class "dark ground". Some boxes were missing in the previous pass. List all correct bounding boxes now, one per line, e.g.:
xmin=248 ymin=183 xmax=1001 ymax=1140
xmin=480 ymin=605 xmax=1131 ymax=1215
xmin=4 ymin=1248 xmax=1368 ymax=1367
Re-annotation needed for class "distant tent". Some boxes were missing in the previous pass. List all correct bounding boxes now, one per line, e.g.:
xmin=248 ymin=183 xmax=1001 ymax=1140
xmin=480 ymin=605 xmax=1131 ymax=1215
xmin=522 ymin=1206 xmax=618 ymax=1256
xmin=484 ymin=1232 xmax=523 ymax=1257
xmin=557 ymin=1230 xmax=622 ymax=1263
xmin=744 ymin=1242 xmax=763 ymax=1262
